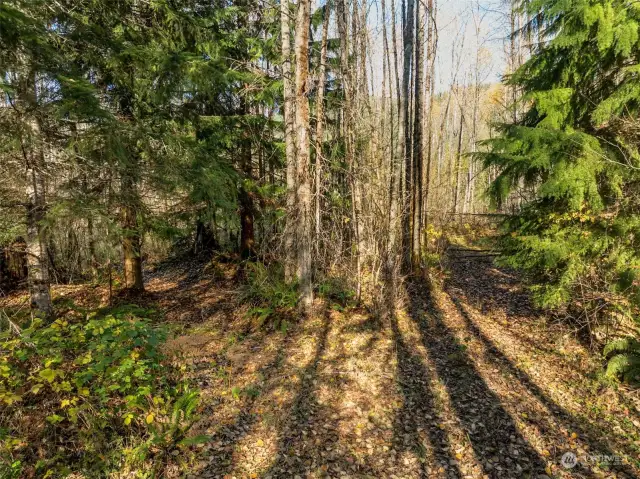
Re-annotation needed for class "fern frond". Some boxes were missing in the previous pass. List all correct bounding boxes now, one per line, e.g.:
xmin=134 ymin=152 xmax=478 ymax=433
xmin=605 ymin=353 xmax=640 ymax=384
xmin=603 ymin=337 xmax=640 ymax=359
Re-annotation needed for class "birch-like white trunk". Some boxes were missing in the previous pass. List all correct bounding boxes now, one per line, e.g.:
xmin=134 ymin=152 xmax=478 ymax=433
xmin=20 ymin=67 xmax=53 ymax=317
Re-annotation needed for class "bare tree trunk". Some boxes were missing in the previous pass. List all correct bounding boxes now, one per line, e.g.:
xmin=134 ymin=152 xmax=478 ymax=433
xmin=401 ymin=0 xmax=415 ymax=273
xmin=423 ymin=0 xmax=436 ymax=249
xmin=337 ymin=0 xmax=362 ymax=300
xmin=436 ymin=93 xmax=450 ymax=184
xmin=281 ymin=0 xmax=297 ymax=281
xmin=19 ymin=67 xmax=53 ymax=317
xmin=294 ymin=0 xmax=313 ymax=311
xmin=382 ymin=0 xmax=394 ymax=243
xmin=314 ymin=1 xmax=331 ymax=255
xmin=390 ymin=0 xmax=403 ymax=263
xmin=466 ymin=48 xmax=480 ymax=214
xmin=509 ymin=5 xmax=518 ymax=123
xmin=411 ymin=0 xmax=424 ymax=265
xmin=452 ymin=109 xmax=464 ymax=214
xmin=353 ymin=0 xmax=366 ymax=301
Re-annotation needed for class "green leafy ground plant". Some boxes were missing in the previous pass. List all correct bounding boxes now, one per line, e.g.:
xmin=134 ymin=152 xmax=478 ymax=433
xmin=0 ymin=304 xmax=205 ymax=477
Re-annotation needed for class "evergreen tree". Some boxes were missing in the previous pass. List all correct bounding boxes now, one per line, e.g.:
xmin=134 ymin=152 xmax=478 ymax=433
xmin=482 ymin=0 xmax=640 ymax=380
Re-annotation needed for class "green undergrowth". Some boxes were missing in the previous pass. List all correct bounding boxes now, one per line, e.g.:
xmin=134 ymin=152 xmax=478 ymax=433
xmin=241 ymin=263 xmax=357 ymax=328
xmin=0 ymin=303 xmax=206 ymax=478
xmin=316 ymin=276 xmax=356 ymax=311
xmin=241 ymin=263 xmax=298 ymax=330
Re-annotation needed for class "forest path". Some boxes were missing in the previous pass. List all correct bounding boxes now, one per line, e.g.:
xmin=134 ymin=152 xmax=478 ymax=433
xmin=155 ymin=250 xmax=640 ymax=479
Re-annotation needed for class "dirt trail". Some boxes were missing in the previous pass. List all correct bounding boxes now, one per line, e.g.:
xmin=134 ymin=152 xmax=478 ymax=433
xmin=155 ymin=251 xmax=640 ymax=479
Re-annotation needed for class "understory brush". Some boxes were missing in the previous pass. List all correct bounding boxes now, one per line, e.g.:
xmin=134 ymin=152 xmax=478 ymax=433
xmin=316 ymin=276 xmax=356 ymax=310
xmin=241 ymin=263 xmax=298 ymax=330
xmin=0 ymin=304 xmax=206 ymax=478
xmin=241 ymin=263 xmax=357 ymax=326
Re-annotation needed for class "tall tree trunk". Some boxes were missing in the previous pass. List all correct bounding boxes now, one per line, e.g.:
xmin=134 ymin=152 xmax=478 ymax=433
xmin=314 ymin=1 xmax=331 ymax=254
xmin=423 ymin=0 xmax=436 ymax=247
xmin=389 ymin=0 xmax=403 ymax=265
xmin=294 ymin=0 xmax=313 ymax=311
xmin=19 ymin=67 xmax=53 ymax=317
xmin=382 ymin=0 xmax=394 ymax=244
xmin=121 ymin=173 xmax=144 ymax=291
xmin=401 ymin=0 xmax=415 ymax=273
xmin=353 ymin=0 xmax=366 ymax=301
xmin=239 ymin=126 xmax=255 ymax=259
xmin=411 ymin=0 xmax=424 ymax=265
xmin=281 ymin=0 xmax=297 ymax=281
xmin=337 ymin=0 xmax=361 ymax=300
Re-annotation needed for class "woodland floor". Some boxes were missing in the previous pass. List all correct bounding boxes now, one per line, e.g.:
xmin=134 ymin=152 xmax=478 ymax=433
xmin=4 ymin=244 xmax=640 ymax=478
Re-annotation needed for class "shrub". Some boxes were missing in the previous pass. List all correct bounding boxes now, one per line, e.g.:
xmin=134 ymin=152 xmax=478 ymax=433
xmin=241 ymin=263 xmax=298 ymax=327
xmin=604 ymin=337 xmax=640 ymax=385
xmin=0 ymin=304 xmax=205 ymax=477
xmin=316 ymin=276 xmax=356 ymax=309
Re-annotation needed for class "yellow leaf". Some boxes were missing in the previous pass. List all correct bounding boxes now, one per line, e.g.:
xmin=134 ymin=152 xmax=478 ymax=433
xmin=542 ymin=449 xmax=550 ymax=457
xmin=571 ymin=432 xmax=577 ymax=439
xmin=30 ymin=384 xmax=43 ymax=395
xmin=61 ymin=399 xmax=71 ymax=408
xmin=79 ymin=388 xmax=90 ymax=396
xmin=146 ymin=413 xmax=155 ymax=424
xmin=2 ymin=393 xmax=21 ymax=405
xmin=256 ymin=439 xmax=264 ymax=447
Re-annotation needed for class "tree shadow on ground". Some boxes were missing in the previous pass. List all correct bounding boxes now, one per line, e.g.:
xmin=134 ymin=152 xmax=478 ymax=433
xmin=389 ymin=308 xmax=461 ymax=477
xmin=404 ymin=277 xmax=547 ymax=478
xmin=443 ymin=247 xmax=639 ymax=477
xmin=200 ymin=324 xmax=294 ymax=476
xmin=260 ymin=307 xmax=363 ymax=477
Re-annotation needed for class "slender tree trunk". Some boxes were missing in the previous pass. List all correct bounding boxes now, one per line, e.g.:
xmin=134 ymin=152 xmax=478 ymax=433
xmin=452 ymin=110 xmax=464 ymax=214
xmin=294 ymin=0 xmax=313 ymax=311
xmin=353 ymin=0 xmax=366 ymax=301
xmin=509 ymin=6 xmax=518 ymax=123
xmin=390 ymin=0 xmax=403 ymax=264
xmin=121 ymin=173 xmax=144 ymax=291
xmin=467 ymin=52 xmax=480 ymax=214
xmin=19 ymin=67 xmax=53 ymax=317
xmin=423 ymin=0 xmax=436 ymax=246
xmin=401 ymin=0 xmax=415 ymax=273
xmin=239 ymin=120 xmax=255 ymax=259
xmin=382 ymin=0 xmax=395 ymax=248
xmin=411 ymin=0 xmax=424 ymax=265
xmin=337 ymin=0 xmax=362 ymax=300
xmin=314 ymin=1 xmax=331 ymax=254
xmin=281 ymin=0 xmax=297 ymax=281
xmin=87 ymin=216 xmax=98 ymax=281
